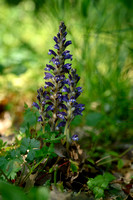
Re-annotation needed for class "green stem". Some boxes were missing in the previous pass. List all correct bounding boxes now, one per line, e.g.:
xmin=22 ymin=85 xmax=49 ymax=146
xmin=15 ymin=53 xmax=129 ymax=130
xmin=21 ymin=157 xmax=48 ymax=185
xmin=54 ymin=167 xmax=58 ymax=186
xmin=43 ymin=125 xmax=45 ymax=134
xmin=64 ymin=121 xmax=70 ymax=152
xmin=97 ymin=144 xmax=133 ymax=166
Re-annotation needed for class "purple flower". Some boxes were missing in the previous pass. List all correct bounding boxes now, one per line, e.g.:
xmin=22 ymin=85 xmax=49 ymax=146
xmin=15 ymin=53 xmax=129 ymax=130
xmin=64 ymin=54 xmax=72 ymax=60
xmin=62 ymin=37 xmax=66 ymax=43
xmin=54 ymin=44 xmax=59 ymax=49
xmin=33 ymin=21 xmax=84 ymax=134
xmin=57 ymin=112 xmax=67 ymax=120
xmin=32 ymin=102 xmax=40 ymax=110
xmin=57 ymin=32 xmax=60 ymax=39
xmin=59 ymin=103 xmax=68 ymax=110
xmin=58 ymin=94 xmax=69 ymax=102
xmin=50 ymin=58 xmax=60 ymax=65
xmin=62 ymin=86 xmax=70 ymax=93
xmin=45 ymin=64 xmax=55 ymax=71
xmin=46 ymin=105 xmax=54 ymax=112
xmin=43 ymin=91 xmax=47 ymax=97
xmin=44 ymin=72 xmax=54 ymax=79
xmin=37 ymin=95 xmax=40 ymax=101
xmin=38 ymin=116 xmax=43 ymax=122
xmin=71 ymin=134 xmax=79 ymax=141
xmin=69 ymin=97 xmax=76 ymax=103
xmin=55 ymin=75 xmax=65 ymax=82
xmin=53 ymin=36 xmax=58 ymax=43
xmin=48 ymin=50 xmax=57 ymax=56
xmin=62 ymin=63 xmax=71 ymax=70
xmin=57 ymin=121 xmax=66 ymax=128
xmin=45 ymin=82 xmax=54 ymax=87
xmin=62 ymin=50 xmax=70 ymax=56
xmin=64 ymin=41 xmax=72 ymax=47
xmin=64 ymin=32 xmax=67 ymax=37
xmin=42 ymin=101 xmax=46 ymax=106
xmin=76 ymin=87 xmax=82 ymax=93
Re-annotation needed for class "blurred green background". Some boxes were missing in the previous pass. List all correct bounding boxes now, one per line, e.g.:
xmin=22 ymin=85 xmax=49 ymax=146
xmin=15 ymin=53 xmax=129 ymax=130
xmin=0 ymin=0 xmax=133 ymax=142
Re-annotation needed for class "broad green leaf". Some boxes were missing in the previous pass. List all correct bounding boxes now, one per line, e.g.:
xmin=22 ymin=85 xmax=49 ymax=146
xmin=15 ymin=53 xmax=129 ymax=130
xmin=93 ymin=175 xmax=104 ymax=186
xmin=0 ymin=181 xmax=28 ymax=200
xmin=36 ymin=187 xmax=50 ymax=200
xmin=103 ymin=172 xmax=115 ymax=183
xmin=27 ymin=186 xmax=50 ymax=200
xmin=87 ymin=172 xmax=116 ymax=199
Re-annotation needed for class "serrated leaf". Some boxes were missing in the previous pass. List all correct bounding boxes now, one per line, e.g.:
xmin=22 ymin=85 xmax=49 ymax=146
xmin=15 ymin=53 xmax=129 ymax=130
xmin=24 ymin=111 xmax=36 ymax=126
xmin=10 ymin=149 xmax=21 ymax=159
xmin=6 ymin=160 xmax=21 ymax=179
xmin=27 ymin=150 xmax=36 ymax=162
xmin=20 ymin=105 xmax=39 ymax=134
xmin=20 ymin=138 xmax=30 ymax=154
xmin=93 ymin=186 xmax=104 ymax=198
xmin=0 ymin=157 xmax=7 ymax=169
xmin=30 ymin=138 xmax=40 ymax=149
xmin=20 ymin=138 xmax=40 ymax=152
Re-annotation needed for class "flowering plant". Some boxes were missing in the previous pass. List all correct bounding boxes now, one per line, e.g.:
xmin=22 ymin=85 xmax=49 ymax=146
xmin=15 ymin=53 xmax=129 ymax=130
xmin=33 ymin=22 xmax=84 ymax=146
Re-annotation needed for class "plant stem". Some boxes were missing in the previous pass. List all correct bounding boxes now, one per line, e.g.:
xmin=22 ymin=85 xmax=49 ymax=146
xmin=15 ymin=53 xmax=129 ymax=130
xmin=64 ymin=121 xmax=70 ymax=152
xmin=97 ymin=144 xmax=133 ymax=166
xmin=54 ymin=166 xmax=58 ymax=186
xmin=21 ymin=157 xmax=48 ymax=185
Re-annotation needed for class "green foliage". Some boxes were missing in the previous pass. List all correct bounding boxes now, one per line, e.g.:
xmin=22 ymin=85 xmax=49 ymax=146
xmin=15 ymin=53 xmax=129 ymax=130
xmin=0 ymin=180 xmax=28 ymax=200
xmin=86 ymin=112 xmax=103 ymax=127
xmin=0 ymin=149 xmax=23 ymax=180
xmin=20 ymin=103 xmax=39 ymax=136
xmin=0 ymin=180 xmax=50 ymax=200
xmin=117 ymin=159 xmax=124 ymax=169
xmin=0 ymin=0 xmax=132 ymax=144
xmin=87 ymin=172 xmax=115 ymax=199
xmin=70 ymin=160 xmax=79 ymax=173
xmin=0 ymin=0 xmax=133 ymax=198
xmin=0 ymin=139 xmax=7 ymax=149
xmin=20 ymin=137 xmax=40 ymax=162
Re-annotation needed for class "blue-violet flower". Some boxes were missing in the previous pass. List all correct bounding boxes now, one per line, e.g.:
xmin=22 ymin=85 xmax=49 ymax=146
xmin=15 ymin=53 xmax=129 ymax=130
xmin=33 ymin=21 xmax=84 ymax=143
